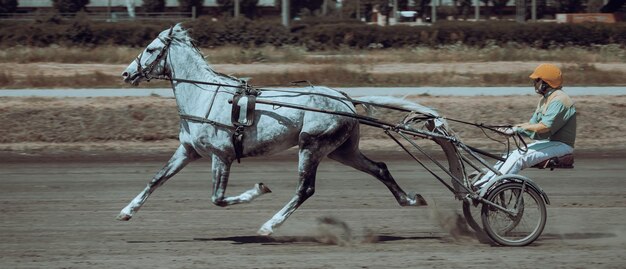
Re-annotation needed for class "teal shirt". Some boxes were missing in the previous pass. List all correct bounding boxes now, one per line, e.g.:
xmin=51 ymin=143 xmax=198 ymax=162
xmin=521 ymin=89 xmax=577 ymax=147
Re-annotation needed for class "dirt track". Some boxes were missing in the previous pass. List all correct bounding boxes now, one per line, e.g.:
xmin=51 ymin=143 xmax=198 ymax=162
xmin=1 ymin=157 xmax=624 ymax=268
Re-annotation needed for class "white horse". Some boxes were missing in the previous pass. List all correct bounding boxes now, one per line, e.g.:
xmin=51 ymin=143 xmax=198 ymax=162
xmin=119 ymin=24 xmax=459 ymax=235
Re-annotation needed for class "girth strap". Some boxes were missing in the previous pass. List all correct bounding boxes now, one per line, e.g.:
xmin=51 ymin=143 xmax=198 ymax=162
xmin=230 ymin=86 xmax=260 ymax=163
xmin=232 ymin=126 xmax=245 ymax=163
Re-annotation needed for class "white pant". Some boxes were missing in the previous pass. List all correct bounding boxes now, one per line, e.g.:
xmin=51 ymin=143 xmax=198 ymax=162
xmin=474 ymin=140 xmax=574 ymax=187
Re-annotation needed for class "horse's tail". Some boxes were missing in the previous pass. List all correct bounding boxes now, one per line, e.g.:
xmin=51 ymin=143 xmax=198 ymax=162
xmin=352 ymin=96 xmax=451 ymax=131
xmin=352 ymin=96 xmax=438 ymax=117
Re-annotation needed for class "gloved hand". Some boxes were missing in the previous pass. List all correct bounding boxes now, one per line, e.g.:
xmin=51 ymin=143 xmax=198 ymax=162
xmin=496 ymin=127 xmax=516 ymax=136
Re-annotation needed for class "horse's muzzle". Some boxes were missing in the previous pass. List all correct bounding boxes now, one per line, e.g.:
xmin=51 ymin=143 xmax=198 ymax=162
xmin=122 ymin=71 xmax=141 ymax=85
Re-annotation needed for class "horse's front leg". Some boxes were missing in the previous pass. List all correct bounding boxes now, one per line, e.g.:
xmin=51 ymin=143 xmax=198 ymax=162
xmin=210 ymin=155 xmax=272 ymax=207
xmin=117 ymin=144 xmax=199 ymax=221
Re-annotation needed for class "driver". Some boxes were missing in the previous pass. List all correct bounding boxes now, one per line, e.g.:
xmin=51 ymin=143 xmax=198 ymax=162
xmin=473 ymin=63 xmax=577 ymax=188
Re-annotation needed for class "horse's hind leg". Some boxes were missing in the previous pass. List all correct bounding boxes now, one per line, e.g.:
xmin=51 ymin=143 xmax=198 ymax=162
xmin=257 ymin=146 xmax=323 ymax=235
xmin=210 ymin=155 xmax=272 ymax=207
xmin=328 ymin=137 xmax=427 ymax=207
xmin=117 ymin=144 xmax=199 ymax=221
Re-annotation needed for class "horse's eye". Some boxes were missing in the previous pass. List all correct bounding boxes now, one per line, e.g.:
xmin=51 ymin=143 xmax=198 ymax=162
xmin=146 ymin=48 xmax=157 ymax=53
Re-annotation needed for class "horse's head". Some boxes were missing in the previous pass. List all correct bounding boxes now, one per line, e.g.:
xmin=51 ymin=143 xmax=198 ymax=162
xmin=122 ymin=23 xmax=189 ymax=86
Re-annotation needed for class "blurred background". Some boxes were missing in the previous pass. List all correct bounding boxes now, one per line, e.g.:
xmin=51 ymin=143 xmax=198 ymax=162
xmin=0 ymin=0 xmax=624 ymax=156
xmin=1 ymin=0 xmax=625 ymax=88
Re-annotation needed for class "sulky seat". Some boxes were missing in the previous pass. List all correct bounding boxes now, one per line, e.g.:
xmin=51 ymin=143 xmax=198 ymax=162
xmin=532 ymin=154 xmax=574 ymax=170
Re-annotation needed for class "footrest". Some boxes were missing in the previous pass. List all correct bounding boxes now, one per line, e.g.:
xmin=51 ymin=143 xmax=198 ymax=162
xmin=532 ymin=154 xmax=574 ymax=170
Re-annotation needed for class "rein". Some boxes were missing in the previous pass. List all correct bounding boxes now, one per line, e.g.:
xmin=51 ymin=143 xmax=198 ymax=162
xmin=166 ymin=77 xmax=419 ymax=115
xmin=166 ymin=77 xmax=523 ymax=134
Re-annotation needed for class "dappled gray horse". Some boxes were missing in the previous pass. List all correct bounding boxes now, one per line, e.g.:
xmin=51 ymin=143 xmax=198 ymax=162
xmin=119 ymin=24 xmax=458 ymax=235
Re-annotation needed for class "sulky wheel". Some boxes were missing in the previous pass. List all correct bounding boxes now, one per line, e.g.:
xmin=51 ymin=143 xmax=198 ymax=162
xmin=480 ymin=182 xmax=547 ymax=246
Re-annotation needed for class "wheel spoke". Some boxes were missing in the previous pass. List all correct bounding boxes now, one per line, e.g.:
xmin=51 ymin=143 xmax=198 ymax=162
xmin=481 ymin=182 xmax=547 ymax=246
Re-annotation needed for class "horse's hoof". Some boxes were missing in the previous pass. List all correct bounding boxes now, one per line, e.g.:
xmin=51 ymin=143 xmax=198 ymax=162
xmin=408 ymin=192 xmax=428 ymax=206
xmin=257 ymin=227 xmax=273 ymax=236
xmin=116 ymin=213 xmax=132 ymax=221
xmin=414 ymin=194 xmax=428 ymax=206
xmin=257 ymin=183 xmax=272 ymax=194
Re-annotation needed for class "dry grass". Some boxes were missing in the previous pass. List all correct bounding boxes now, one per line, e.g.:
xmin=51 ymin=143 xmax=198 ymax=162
xmin=1 ymin=44 xmax=624 ymax=64
xmin=159 ymin=44 xmax=626 ymax=64
xmin=243 ymin=64 xmax=626 ymax=87
xmin=0 ymin=71 xmax=14 ymax=85
xmin=397 ymin=44 xmax=626 ymax=64
xmin=1 ymin=64 xmax=624 ymax=89
xmin=0 ymin=46 xmax=138 ymax=64
xmin=2 ymin=95 xmax=624 ymax=152
xmin=0 ymin=72 xmax=169 ymax=88
xmin=203 ymin=46 xmax=307 ymax=64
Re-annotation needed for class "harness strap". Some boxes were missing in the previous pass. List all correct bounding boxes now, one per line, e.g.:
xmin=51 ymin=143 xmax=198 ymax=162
xmin=178 ymin=114 xmax=234 ymax=129
xmin=180 ymin=112 xmax=245 ymax=163
xmin=133 ymin=26 xmax=174 ymax=83
xmin=232 ymin=126 xmax=245 ymax=163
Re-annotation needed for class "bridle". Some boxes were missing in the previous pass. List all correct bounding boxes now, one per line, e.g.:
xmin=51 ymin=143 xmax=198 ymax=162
xmin=131 ymin=26 xmax=175 ymax=84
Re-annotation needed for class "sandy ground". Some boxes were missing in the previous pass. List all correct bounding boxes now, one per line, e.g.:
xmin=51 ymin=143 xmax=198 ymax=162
xmin=4 ymin=62 xmax=626 ymax=77
xmin=0 ymin=158 xmax=624 ymax=268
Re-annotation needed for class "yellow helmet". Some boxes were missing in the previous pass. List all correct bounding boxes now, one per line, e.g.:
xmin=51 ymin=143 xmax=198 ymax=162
xmin=529 ymin=64 xmax=563 ymax=88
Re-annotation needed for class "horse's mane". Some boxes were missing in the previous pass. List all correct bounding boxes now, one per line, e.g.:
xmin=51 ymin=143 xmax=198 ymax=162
xmin=168 ymin=24 xmax=204 ymax=60
xmin=168 ymin=23 xmax=241 ymax=84
xmin=169 ymin=24 xmax=191 ymax=41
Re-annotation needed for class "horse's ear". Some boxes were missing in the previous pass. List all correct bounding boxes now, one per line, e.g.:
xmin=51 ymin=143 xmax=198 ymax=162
xmin=174 ymin=22 xmax=185 ymax=31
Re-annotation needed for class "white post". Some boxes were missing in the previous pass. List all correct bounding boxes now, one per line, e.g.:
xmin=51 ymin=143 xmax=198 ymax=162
xmin=474 ymin=0 xmax=479 ymax=20
xmin=337 ymin=0 xmax=342 ymax=19
xmin=516 ymin=0 xmax=525 ymax=23
xmin=431 ymin=0 xmax=437 ymax=23
xmin=393 ymin=0 xmax=399 ymax=23
xmin=125 ymin=0 xmax=136 ymax=19
xmin=282 ymin=0 xmax=290 ymax=27
xmin=234 ymin=0 xmax=240 ymax=18
xmin=322 ymin=0 xmax=328 ymax=15
xmin=356 ymin=0 xmax=361 ymax=20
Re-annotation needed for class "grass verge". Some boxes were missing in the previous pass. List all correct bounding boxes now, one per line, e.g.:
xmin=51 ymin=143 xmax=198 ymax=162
xmin=1 ymin=65 xmax=624 ymax=88
xmin=1 ymin=44 xmax=624 ymax=64
xmin=0 ymin=71 xmax=169 ymax=88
